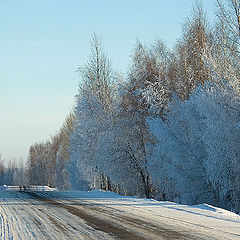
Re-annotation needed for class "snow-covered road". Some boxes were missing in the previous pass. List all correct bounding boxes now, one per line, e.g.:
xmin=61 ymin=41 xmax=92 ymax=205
xmin=0 ymin=190 xmax=240 ymax=239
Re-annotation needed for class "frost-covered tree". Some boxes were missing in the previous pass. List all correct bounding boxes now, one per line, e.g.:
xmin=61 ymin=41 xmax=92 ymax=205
xmin=175 ymin=3 xmax=212 ymax=99
xmin=196 ymin=82 xmax=240 ymax=213
xmin=93 ymin=103 xmax=152 ymax=197
xmin=21 ymin=2 xmax=240 ymax=214
xmin=207 ymin=1 xmax=240 ymax=94
xmin=146 ymin=78 xmax=240 ymax=211
xmin=146 ymin=92 xmax=216 ymax=204
xmin=217 ymin=0 xmax=240 ymax=48
xmin=127 ymin=40 xmax=172 ymax=117
xmin=69 ymin=33 xmax=115 ymax=190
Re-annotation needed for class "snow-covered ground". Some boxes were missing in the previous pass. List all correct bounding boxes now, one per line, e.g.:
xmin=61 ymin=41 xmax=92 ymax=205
xmin=0 ymin=189 xmax=240 ymax=239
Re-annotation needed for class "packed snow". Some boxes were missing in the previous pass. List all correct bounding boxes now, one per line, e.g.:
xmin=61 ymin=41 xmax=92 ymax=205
xmin=0 ymin=189 xmax=240 ymax=239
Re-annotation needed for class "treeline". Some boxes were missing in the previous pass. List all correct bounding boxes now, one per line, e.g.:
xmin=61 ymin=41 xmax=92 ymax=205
xmin=6 ymin=1 xmax=240 ymax=213
xmin=28 ymin=113 xmax=74 ymax=189
xmin=0 ymin=155 xmax=27 ymax=186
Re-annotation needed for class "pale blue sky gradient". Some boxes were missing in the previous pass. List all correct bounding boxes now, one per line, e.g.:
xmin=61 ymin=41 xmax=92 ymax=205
xmin=0 ymin=0 xmax=215 ymax=162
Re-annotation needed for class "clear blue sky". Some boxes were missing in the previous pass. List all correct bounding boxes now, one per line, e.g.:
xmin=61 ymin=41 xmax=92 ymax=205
xmin=0 ymin=0 xmax=216 ymax=162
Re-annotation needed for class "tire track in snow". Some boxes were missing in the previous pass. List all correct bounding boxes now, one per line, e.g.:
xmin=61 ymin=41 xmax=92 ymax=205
xmin=0 ymin=207 xmax=6 ymax=239
xmin=1 ymin=194 xmax=39 ymax=239
xmin=27 ymin=192 xmax=192 ymax=240
xmin=1 ymin=199 xmax=14 ymax=240
xmin=1 ymin=192 xmax=67 ymax=239
xmin=27 ymin=192 xmax=148 ymax=239
xmin=35 ymin=208 xmax=69 ymax=237
xmin=17 ymin=192 xmax=113 ymax=239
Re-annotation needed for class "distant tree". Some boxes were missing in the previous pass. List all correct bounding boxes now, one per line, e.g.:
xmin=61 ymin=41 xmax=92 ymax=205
xmin=3 ymin=160 xmax=16 ymax=185
xmin=55 ymin=112 xmax=75 ymax=190
xmin=28 ymin=142 xmax=50 ymax=185
xmin=13 ymin=159 xmax=27 ymax=186
xmin=0 ymin=155 xmax=4 ymax=184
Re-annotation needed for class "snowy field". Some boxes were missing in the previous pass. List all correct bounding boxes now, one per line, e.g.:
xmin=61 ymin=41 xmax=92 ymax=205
xmin=0 ymin=189 xmax=240 ymax=239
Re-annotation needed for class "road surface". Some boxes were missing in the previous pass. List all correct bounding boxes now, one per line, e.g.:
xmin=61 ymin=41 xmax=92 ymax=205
xmin=0 ymin=190 xmax=239 ymax=239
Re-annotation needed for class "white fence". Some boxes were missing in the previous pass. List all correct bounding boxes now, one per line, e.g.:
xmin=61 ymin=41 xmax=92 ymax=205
xmin=1 ymin=185 xmax=56 ymax=192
